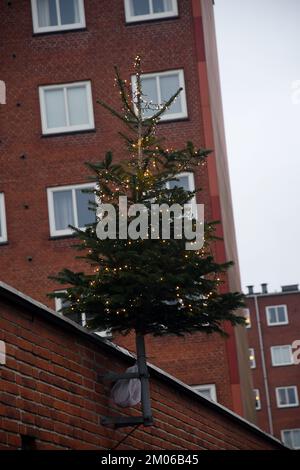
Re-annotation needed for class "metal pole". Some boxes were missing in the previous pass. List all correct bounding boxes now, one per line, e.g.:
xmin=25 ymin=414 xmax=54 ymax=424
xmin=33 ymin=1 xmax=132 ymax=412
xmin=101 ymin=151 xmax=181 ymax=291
xmin=135 ymin=333 xmax=153 ymax=426
xmin=254 ymin=294 xmax=273 ymax=435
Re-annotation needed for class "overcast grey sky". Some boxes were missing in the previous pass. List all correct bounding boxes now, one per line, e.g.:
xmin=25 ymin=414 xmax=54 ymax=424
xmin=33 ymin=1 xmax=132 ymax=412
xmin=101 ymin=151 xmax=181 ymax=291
xmin=213 ymin=0 xmax=300 ymax=293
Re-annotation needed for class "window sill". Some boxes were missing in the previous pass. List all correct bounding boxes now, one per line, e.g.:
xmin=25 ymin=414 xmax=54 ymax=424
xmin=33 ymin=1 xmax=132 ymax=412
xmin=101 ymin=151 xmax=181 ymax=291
xmin=125 ymin=15 xmax=179 ymax=26
xmin=32 ymin=27 xmax=87 ymax=37
xmin=157 ymin=116 xmax=189 ymax=125
xmin=41 ymin=128 xmax=96 ymax=138
xmin=49 ymin=234 xmax=76 ymax=241
xmin=277 ymin=405 xmax=299 ymax=409
xmin=0 ymin=241 xmax=8 ymax=246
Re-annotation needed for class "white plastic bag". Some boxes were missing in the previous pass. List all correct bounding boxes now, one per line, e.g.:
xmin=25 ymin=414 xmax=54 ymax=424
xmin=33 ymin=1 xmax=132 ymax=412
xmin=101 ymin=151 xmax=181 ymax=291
xmin=111 ymin=364 xmax=141 ymax=408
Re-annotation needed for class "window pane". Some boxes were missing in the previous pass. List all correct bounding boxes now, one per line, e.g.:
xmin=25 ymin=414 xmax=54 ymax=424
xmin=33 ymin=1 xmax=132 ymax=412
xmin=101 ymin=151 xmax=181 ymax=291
xmin=153 ymin=0 xmax=173 ymax=13
xmin=130 ymin=0 xmax=150 ymax=16
xmin=61 ymin=297 xmax=71 ymax=309
xmin=141 ymin=77 xmax=158 ymax=118
xmin=67 ymin=86 xmax=89 ymax=126
xmin=281 ymin=347 xmax=292 ymax=363
xmin=59 ymin=0 xmax=80 ymax=25
xmin=0 ymin=211 xmax=2 ymax=237
xmin=268 ymin=307 xmax=277 ymax=323
xmin=44 ymin=88 xmax=67 ymax=128
xmin=76 ymin=189 xmax=95 ymax=228
xmin=168 ymin=175 xmax=190 ymax=191
xmin=160 ymin=74 xmax=182 ymax=114
xmin=196 ymin=388 xmax=212 ymax=400
xmin=293 ymin=430 xmax=300 ymax=448
xmin=53 ymin=190 xmax=74 ymax=230
xmin=37 ymin=0 xmax=58 ymax=27
xmin=277 ymin=306 xmax=287 ymax=323
xmin=278 ymin=389 xmax=287 ymax=405
xmin=283 ymin=431 xmax=293 ymax=448
xmin=287 ymin=388 xmax=296 ymax=404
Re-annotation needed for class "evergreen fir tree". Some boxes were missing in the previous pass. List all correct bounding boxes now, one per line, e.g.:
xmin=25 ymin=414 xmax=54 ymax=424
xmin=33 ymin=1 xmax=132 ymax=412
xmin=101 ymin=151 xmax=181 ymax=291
xmin=49 ymin=56 xmax=245 ymax=338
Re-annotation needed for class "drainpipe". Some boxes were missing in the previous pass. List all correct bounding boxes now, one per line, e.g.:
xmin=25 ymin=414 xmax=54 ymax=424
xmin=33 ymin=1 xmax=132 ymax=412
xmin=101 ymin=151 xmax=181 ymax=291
xmin=254 ymin=294 xmax=273 ymax=435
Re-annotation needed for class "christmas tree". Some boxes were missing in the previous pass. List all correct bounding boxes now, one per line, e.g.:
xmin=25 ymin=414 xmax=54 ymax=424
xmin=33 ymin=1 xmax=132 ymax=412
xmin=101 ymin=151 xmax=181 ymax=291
xmin=49 ymin=57 xmax=245 ymax=338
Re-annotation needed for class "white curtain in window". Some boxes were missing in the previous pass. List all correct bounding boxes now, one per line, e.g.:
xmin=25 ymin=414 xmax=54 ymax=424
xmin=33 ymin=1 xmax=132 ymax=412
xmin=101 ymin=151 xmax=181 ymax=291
xmin=67 ymin=86 xmax=89 ymax=126
xmin=273 ymin=346 xmax=291 ymax=364
xmin=160 ymin=74 xmax=181 ymax=114
xmin=53 ymin=190 xmax=74 ymax=230
xmin=37 ymin=0 xmax=59 ymax=27
xmin=37 ymin=0 xmax=51 ymax=26
xmin=140 ymin=76 xmax=158 ymax=118
xmin=44 ymin=88 xmax=67 ymax=128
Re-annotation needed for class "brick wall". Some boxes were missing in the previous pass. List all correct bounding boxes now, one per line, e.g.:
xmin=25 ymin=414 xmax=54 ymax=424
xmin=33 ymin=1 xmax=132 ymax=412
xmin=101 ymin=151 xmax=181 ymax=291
xmin=0 ymin=284 xmax=283 ymax=450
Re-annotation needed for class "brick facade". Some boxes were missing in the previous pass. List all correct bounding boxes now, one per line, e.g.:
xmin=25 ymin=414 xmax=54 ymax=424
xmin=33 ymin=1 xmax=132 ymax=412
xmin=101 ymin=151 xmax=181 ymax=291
xmin=0 ymin=282 xmax=283 ymax=450
xmin=0 ymin=0 xmax=253 ymax=420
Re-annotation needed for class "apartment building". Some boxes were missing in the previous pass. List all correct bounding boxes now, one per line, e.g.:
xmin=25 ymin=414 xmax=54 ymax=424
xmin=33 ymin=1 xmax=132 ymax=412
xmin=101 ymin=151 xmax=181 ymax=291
xmin=0 ymin=0 xmax=254 ymax=421
xmin=246 ymin=283 xmax=300 ymax=447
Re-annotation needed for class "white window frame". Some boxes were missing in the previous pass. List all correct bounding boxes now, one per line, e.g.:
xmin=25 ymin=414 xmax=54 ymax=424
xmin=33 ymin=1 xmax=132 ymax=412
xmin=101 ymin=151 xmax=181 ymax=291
xmin=249 ymin=348 xmax=256 ymax=369
xmin=271 ymin=345 xmax=293 ymax=367
xmin=0 ymin=193 xmax=7 ymax=243
xmin=253 ymin=388 xmax=261 ymax=410
xmin=165 ymin=171 xmax=197 ymax=218
xmin=276 ymin=386 xmax=299 ymax=408
xmin=266 ymin=305 xmax=288 ymax=326
xmin=39 ymin=81 xmax=94 ymax=135
xmin=244 ymin=308 xmax=251 ymax=328
xmin=131 ymin=69 xmax=188 ymax=122
xmin=55 ymin=290 xmax=111 ymax=337
xmin=31 ymin=0 xmax=86 ymax=34
xmin=192 ymin=384 xmax=217 ymax=402
xmin=47 ymin=183 xmax=95 ymax=237
xmin=281 ymin=429 xmax=300 ymax=449
xmin=124 ymin=0 xmax=178 ymax=23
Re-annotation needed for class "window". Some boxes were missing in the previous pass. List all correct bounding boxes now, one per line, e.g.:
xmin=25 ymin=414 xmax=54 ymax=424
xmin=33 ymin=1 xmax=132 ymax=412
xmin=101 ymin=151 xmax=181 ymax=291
xmin=55 ymin=292 xmax=88 ymax=325
xmin=47 ymin=183 xmax=96 ymax=237
xmin=131 ymin=69 xmax=187 ymax=121
xmin=276 ymin=386 xmax=298 ymax=408
xmin=266 ymin=305 xmax=288 ymax=326
xmin=55 ymin=291 xmax=111 ymax=336
xmin=249 ymin=348 xmax=256 ymax=369
xmin=244 ymin=308 xmax=251 ymax=328
xmin=39 ymin=81 xmax=94 ymax=135
xmin=271 ymin=345 xmax=293 ymax=366
xmin=0 ymin=193 xmax=7 ymax=243
xmin=281 ymin=429 xmax=300 ymax=449
xmin=165 ymin=172 xmax=197 ymax=218
xmin=253 ymin=389 xmax=261 ymax=410
xmin=124 ymin=0 xmax=178 ymax=23
xmin=31 ymin=0 xmax=85 ymax=33
xmin=192 ymin=384 xmax=217 ymax=402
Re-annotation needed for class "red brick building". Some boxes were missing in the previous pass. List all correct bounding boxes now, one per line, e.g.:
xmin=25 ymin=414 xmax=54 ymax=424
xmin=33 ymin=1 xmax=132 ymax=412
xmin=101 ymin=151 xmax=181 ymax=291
xmin=246 ymin=283 xmax=300 ymax=448
xmin=0 ymin=0 xmax=253 ymax=421
xmin=0 ymin=281 xmax=284 ymax=450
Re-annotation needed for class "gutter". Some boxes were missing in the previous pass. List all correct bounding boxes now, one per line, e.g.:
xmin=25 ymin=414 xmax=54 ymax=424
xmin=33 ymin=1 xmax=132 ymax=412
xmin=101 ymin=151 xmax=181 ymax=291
xmin=254 ymin=294 xmax=273 ymax=435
